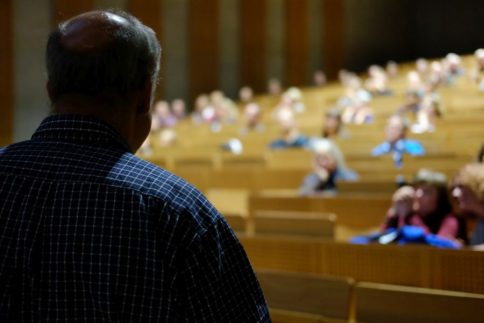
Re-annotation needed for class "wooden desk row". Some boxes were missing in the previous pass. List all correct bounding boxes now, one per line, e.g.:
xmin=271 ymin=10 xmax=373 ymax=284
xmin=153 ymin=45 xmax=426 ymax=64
xmin=240 ymin=236 xmax=484 ymax=295
xmin=259 ymin=269 xmax=484 ymax=323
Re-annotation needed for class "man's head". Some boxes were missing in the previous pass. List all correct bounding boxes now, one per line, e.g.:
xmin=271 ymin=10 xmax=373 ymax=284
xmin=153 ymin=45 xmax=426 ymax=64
xmin=385 ymin=115 xmax=407 ymax=143
xmin=452 ymin=164 xmax=484 ymax=218
xmin=46 ymin=10 xmax=161 ymax=151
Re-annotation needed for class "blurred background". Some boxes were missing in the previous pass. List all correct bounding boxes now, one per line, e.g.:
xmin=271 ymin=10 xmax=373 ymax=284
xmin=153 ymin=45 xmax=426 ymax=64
xmin=1 ymin=0 xmax=483 ymax=143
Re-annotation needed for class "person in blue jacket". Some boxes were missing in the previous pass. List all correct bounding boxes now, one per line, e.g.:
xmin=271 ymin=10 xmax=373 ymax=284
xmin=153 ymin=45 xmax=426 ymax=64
xmin=372 ymin=114 xmax=425 ymax=167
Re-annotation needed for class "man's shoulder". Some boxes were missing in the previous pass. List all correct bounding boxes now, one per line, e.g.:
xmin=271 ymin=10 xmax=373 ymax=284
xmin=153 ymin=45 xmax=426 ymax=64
xmin=110 ymin=153 xmax=201 ymax=201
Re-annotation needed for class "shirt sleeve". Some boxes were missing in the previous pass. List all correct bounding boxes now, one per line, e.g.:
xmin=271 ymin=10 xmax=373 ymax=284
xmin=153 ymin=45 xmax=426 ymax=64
xmin=179 ymin=217 xmax=271 ymax=322
xmin=372 ymin=142 xmax=389 ymax=156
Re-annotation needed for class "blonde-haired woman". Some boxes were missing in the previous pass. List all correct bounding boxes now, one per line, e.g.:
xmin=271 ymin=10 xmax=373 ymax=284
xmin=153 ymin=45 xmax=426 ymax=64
xmin=299 ymin=139 xmax=358 ymax=196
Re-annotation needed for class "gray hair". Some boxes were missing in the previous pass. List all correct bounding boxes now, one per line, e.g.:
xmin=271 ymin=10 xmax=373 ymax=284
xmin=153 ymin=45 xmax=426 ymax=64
xmin=46 ymin=9 xmax=161 ymax=106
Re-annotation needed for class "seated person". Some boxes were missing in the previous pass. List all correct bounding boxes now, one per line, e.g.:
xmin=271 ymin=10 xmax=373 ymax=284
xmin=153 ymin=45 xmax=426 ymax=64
xmin=322 ymin=108 xmax=346 ymax=139
xmin=299 ymin=139 xmax=358 ymax=196
xmin=285 ymin=87 xmax=306 ymax=113
xmin=398 ymin=90 xmax=421 ymax=115
xmin=386 ymin=60 xmax=399 ymax=78
xmin=153 ymin=100 xmax=177 ymax=129
xmin=269 ymin=108 xmax=309 ymax=149
xmin=411 ymin=93 xmax=442 ymax=133
xmin=338 ymin=76 xmax=374 ymax=124
xmin=372 ymin=115 xmax=425 ymax=167
xmin=268 ymin=78 xmax=282 ymax=95
xmin=451 ymin=164 xmax=484 ymax=249
xmin=382 ymin=169 xmax=466 ymax=243
xmin=241 ymin=102 xmax=264 ymax=134
xmin=470 ymin=48 xmax=484 ymax=91
xmin=443 ymin=52 xmax=464 ymax=82
xmin=406 ymin=70 xmax=424 ymax=95
xmin=313 ymin=70 xmax=327 ymax=86
xmin=191 ymin=94 xmax=210 ymax=124
xmin=171 ymin=98 xmax=187 ymax=120
xmin=341 ymin=99 xmax=374 ymax=125
xmin=365 ymin=65 xmax=392 ymax=95
xmin=239 ymin=86 xmax=254 ymax=104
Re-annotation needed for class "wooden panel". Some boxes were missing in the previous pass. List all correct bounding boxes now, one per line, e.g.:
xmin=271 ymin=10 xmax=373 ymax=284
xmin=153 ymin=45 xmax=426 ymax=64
xmin=249 ymin=194 xmax=390 ymax=230
xmin=188 ymin=0 xmax=218 ymax=100
xmin=254 ymin=210 xmax=336 ymax=239
xmin=323 ymin=0 xmax=345 ymax=80
xmin=257 ymin=269 xmax=353 ymax=320
xmin=240 ymin=0 xmax=267 ymax=92
xmin=355 ymin=282 xmax=484 ymax=323
xmin=239 ymin=236 xmax=484 ymax=294
xmin=0 ymin=0 xmax=13 ymax=146
xmin=127 ymin=0 xmax=162 ymax=36
xmin=126 ymin=0 xmax=163 ymax=99
xmin=285 ymin=0 xmax=308 ymax=86
xmin=240 ymin=235 xmax=323 ymax=273
xmin=52 ymin=0 xmax=94 ymax=25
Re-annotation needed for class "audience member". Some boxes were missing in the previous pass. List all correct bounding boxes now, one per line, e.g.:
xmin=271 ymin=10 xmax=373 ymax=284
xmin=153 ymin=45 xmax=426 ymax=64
xmin=398 ymin=90 xmax=421 ymax=115
xmin=321 ymin=108 xmax=346 ymax=139
xmin=191 ymin=94 xmax=210 ymax=124
xmin=416 ymin=58 xmax=429 ymax=79
xmin=269 ymin=108 xmax=309 ymax=149
xmin=338 ymin=75 xmax=374 ymax=124
xmin=313 ymin=70 xmax=327 ymax=86
xmin=444 ymin=53 xmax=464 ymax=81
xmin=470 ymin=48 xmax=484 ymax=91
xmin=411 ymin=93 xmax=442 ymax=133
xmin=372 ymin=115 xmax=425 ymax=167
xmin=382 ymin=169 xmax=466 ymax=243
xmin=428 ymin=60 xmax=445 ymax=87
xmin=406 ymin=70 xmax=424 ymax=95
xmin=153 ymin=100 xmax=177 ymax=128
xmin=268 ymin=78 xmax=282 ymax=95
xmin=171 ymin=98 xmax=186 ymax=120
xmin=386 ymin=60 xmax=399 ymax=78
xmin=242 ymin=102 xmax=264 ymax=133
xmin=299 ymin=139 xmax=358 ymax=196
xmin=239 ymin=86 xmax=254 ymax=103
xmin=211 ymin=90 xmax=238 ymax=125
xmin=285 ymin=87 xmax=306 ymax=113
xmin=451 ymin=164 xmax=484 ymax=249
xmin=365 ymin=65 xmax=392 ymax=95
xmin=0 ymin=10 xmax=269 ymax=321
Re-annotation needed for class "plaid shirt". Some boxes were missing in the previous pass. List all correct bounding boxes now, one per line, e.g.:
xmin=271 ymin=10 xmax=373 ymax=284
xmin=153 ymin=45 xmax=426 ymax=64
xmin=0 ymin=115 xmax=270 ymax=322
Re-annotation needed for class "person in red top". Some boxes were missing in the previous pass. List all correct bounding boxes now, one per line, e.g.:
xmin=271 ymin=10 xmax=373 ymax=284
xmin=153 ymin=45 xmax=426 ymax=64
xmin=382 ymin=169 xmax=467 ymax=243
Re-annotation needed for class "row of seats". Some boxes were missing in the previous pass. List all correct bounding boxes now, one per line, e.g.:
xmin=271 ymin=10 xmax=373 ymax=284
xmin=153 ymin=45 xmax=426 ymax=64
xmin=258 ymin=269 xmax=484 ymax=323
xmin=240 ymin=236 xmax=484 ymax=295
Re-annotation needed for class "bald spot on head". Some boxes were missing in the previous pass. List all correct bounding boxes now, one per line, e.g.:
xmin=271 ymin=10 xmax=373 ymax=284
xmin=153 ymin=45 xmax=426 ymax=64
xmin=60 ymin=11 xmax=130 ymax=52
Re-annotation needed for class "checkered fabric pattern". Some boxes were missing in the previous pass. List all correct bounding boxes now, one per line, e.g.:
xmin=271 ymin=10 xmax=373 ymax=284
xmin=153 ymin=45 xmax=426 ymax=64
xmin=0 ymin=115 xmax=270 ymax=322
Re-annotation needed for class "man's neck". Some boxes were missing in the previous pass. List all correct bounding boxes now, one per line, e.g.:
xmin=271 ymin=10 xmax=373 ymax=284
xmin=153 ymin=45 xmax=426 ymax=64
xmin=52 ymin=94 xmax=135 ymax=150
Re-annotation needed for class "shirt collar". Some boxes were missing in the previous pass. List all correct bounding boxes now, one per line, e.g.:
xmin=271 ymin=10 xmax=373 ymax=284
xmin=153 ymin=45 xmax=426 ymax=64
xmin=31 ymin=114 xmax=132 ymax=152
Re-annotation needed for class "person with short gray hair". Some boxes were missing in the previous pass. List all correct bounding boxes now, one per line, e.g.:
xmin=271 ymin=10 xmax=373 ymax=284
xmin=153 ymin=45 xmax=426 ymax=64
xmin=0 ymin=10 xmax=270 ymax=322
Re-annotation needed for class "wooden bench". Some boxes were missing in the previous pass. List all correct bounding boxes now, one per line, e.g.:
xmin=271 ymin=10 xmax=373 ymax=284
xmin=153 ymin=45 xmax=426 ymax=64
xmin=249 ymin=193 xmax=390 ymax=240
xmin=257 ymin=269 xmax=353 ymax=323
xmin=253 ymin=210 xmax=336 ymax=239
xmin=239 ymin=236 xmax=484 ymax=294
xmin=354 ymin=282 xmax=484 ymax=323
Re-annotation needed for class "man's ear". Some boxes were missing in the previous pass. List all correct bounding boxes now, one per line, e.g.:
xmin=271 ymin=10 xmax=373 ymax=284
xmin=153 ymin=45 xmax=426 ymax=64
xmin=137 ymin=79 xmax=153 ymax=115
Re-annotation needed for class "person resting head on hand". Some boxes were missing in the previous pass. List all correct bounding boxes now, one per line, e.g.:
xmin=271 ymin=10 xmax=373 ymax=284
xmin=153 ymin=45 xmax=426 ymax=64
xmin=451 ymin=163 xmax=484 ymax=250
xmin=382 ymin=169 xmax=466 ymax=244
